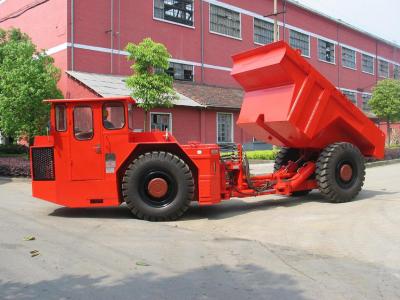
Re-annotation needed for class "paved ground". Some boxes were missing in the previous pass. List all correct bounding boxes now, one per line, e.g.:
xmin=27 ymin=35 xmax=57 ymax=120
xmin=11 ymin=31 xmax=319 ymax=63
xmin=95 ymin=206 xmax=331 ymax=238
xmin=1 ymin=163 xmax=400 ymax=299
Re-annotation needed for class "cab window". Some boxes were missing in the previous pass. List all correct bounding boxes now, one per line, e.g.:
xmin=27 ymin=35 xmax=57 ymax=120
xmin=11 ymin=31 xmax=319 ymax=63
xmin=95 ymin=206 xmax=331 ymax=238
xmin=74 ymin=106 xmax=93 ymax=140
xmin=55 ymin=104 xmax=67 ymax=132
xmin=128 ymin=103 xmax=134 ymax=130
xmin=103 ymin=102 xmax=125 ymax=130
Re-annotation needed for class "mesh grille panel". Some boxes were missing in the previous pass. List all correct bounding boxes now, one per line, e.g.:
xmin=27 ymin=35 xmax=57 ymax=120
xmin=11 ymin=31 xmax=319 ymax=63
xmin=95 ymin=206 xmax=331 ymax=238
xmin=32 ymin=147 xmax=55 ymax=181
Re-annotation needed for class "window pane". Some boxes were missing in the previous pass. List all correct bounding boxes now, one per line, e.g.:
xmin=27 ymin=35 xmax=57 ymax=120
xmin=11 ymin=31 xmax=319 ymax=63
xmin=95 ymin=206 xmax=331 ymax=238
xmin=362 ymin=94 xmax=372 ymax=111
xmin=378 ymin=60 xmax=389 ymax=78
xmin=318 ymin=39 xmax=335 ymax=63
xmin=341 ymin=90 xmax=357 ymax=105
xmin=342 ymin=47 xmax=356 ymax=69
xmin=254 ymin=18 xmax=274 ymax=45
xmin=289 ymin=30 xmax=310 ymax=57
xmin=217 ymin=113 xmax=233 ymax=143
xmin=103 ymin=102 xmax=125 ymax=130
xmin=128 ymin=103 xmax=134 ymax=130
xmin=74 ymin=106 xmax=93 ymax=140
xmin=55 ymin=105 xmax=67 ymax=132
xmin=151 ymin=113 xmax=171 ymax=132
xmin=167 ymin=62 xmax=193 ymax=81
xmin=154 ymin=0 xmax=193 ymax=26
xmin=362 ymin=54 xmax=374 ymax=74
xmin=394 ymin=65 xmax=400 ymax=79
xmin=210 ymin=4 xmax=241 ymax=39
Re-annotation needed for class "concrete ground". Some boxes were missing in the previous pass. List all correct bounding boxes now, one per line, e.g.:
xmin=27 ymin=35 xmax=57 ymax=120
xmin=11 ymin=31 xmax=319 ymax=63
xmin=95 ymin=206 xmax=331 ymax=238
xmin=1 ymin=163 xmax=400 ymax=299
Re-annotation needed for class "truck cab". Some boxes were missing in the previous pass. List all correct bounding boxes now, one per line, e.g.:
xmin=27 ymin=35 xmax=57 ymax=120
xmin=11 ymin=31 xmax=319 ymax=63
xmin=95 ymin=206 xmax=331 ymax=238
xmin=31 ymin=97 xmax=222 ymax=220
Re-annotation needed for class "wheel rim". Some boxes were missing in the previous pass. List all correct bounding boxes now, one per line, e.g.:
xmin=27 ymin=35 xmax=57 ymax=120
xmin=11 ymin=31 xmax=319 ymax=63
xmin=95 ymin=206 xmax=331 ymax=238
xmin=139 ymin=170 xmax=177 ymax=208
xmin=335 ymin=160 xmax=357 ymax=188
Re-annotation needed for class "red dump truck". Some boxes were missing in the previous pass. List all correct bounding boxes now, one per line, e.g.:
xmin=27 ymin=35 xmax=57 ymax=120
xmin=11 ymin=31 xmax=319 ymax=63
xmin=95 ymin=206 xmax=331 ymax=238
xmin=30 ymin=41 xmax=385 ymax=221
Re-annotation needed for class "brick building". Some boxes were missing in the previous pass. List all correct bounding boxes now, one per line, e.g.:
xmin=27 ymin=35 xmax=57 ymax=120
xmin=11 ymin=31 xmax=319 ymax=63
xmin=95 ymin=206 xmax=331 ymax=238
xmin=1 ymin=0 xmax=399 ymax=146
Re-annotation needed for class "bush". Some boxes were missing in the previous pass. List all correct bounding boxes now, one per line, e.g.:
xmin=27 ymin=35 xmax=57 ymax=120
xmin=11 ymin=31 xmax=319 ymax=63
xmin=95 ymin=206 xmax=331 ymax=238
xmin=245 ymin=150 xmax=279 ymax=160
xmin=0 ymin=157 xmax=30 ymax=177
xmin=0 ymin=144 xmax=29 ymax=155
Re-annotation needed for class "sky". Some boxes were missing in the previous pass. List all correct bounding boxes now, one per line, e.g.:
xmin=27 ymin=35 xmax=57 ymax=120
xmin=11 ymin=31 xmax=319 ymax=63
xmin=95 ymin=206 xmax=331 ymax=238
xmin=292 ymin=0 xmax=400 ymax=44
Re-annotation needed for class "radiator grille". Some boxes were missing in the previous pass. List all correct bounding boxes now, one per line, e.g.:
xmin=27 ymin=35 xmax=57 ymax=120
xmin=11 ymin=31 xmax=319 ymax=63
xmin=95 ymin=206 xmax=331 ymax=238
xmin=31 ymin=147 xmax=55 ymax=181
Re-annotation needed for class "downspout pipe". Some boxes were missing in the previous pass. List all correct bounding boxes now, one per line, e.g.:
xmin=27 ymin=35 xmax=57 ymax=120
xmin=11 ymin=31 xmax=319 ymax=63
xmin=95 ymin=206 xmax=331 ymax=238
xmin=70 ymin=0 xmax=74 ymax=71
xmin=111 ymin=0 xmax=114 ymax=74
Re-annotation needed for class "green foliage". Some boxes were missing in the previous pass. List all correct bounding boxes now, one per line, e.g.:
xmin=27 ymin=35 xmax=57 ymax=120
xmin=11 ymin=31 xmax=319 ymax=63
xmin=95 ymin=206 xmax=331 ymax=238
xmin=245 ymin=149 xmax=279 ymax=160
xmin=369 ymin=79 xmax=400 ymax=122
xmin=0 ymin=28 xmax=63 ymax=142
xmin=125 ymin=38 xmax=176 ymax=130
xmin=369 ymin=79 xmax=400 ymax=145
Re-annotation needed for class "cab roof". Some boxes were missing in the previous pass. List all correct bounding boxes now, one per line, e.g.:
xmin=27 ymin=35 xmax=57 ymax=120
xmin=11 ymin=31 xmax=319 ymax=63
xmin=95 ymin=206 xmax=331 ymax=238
xmin=44 ymin=96 xmax=135 ymax=104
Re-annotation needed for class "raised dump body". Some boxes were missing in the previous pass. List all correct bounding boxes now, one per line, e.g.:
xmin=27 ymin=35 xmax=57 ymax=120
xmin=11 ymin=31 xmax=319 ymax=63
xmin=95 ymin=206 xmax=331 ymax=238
xmin=231 ymin=41 xmax=385 ymax=158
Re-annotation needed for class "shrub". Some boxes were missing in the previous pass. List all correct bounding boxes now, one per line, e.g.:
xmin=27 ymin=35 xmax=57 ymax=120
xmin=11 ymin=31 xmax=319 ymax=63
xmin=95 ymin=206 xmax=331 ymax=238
xmin=0 ymin=157 xmax=30 ymax=177
xmin=245 ymin=150 xmax=279 ymax=160
xmin=0 ymin=144 xmax=29 ymax=155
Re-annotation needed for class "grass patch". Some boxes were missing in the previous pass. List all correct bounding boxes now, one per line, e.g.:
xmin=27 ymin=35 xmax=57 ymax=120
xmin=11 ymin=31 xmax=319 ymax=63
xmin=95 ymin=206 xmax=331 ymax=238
xmin=0 ymin=153 xmax=28 ymax=158
xmin=245 ymin=149 xmax=278 ymax=160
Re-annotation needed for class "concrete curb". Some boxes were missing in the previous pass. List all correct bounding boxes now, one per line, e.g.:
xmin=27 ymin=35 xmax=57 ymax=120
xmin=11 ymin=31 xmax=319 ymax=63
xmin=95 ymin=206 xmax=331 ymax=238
xmin=366 ymin=158 xmax=400 ymax=168
xmin=0 ymin=176 xmax=31 ymax=182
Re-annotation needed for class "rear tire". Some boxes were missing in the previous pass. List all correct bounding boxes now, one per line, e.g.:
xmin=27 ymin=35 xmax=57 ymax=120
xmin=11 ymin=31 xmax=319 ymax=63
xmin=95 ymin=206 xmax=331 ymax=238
xmin=316 ymin=143 xmax=365 ymax=203
xmin=274 ymin=147 xmax=311 ymax=197
xmin=122 ymin=151 xmax=195 ymax=221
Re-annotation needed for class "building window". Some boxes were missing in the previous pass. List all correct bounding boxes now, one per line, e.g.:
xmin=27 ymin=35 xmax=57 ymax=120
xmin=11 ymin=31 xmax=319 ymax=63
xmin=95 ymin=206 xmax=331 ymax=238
xmin=55 ymin=105 xmax=67 ymax=132
xmin=210 ymin=4 xmax=241 ymax=39
xmin=289 ymin=30 xmax=310 ymax=57
xmin=394 ymin=65 xmax=400 ymax=79
xmin=73 ymin=106 xmax=93 ymax=140
xmin=378 ymin=60 xmax=389 ymax=78
xmin=341 ymin=89 xmax=357 ymax=105
xmin=254 ymin=18 xmax=274 ymax=45
xmin=167 ymin=62 xmax=194 ymax=81
xmin=102 ymin=102 xmax=125 ymax=130
xmin=154 ymin=0 xmax=194 ymax=27
xmin=217 ymin=112 xmax=233 ymax=143
xmin=151 ymin=112 xmax=172 ymax=132
xmin=342 ymin=47 xmax=356 ymax=69
xmin=362 ymin=54 xmax=374 ymax=74
xmin=318 ymin=39 xmax=335 ymax=63
xmin=362 ymin=93 xmax=372 ymax=111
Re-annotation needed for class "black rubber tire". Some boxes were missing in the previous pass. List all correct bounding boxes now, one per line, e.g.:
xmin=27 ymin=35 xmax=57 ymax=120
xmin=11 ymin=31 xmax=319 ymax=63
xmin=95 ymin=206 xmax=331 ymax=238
xmin=122 ymin=151 xmax=195 ymax=221
xmin=273 ymin=147 xmax=301 ymax=172
xmin=316 ymin=143 xmax=365 ymax=203
xmin=274 ymin=147 xmax=311 ymax=197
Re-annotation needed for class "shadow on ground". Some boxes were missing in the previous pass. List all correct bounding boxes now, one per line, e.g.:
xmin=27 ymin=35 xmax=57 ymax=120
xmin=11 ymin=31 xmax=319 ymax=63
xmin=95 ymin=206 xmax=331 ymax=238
xmin=0 ymin=264 xmax=307 ymax=300
xmin=48 ymin=189 xmax=396 ymax=221
xmin=0 ymin=177 xmax=12 ymax=185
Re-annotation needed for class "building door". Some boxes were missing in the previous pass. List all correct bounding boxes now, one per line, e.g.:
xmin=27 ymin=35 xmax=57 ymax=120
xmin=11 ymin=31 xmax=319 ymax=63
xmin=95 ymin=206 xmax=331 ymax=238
xmin=69 ymin=104 xmax=104 ymax=181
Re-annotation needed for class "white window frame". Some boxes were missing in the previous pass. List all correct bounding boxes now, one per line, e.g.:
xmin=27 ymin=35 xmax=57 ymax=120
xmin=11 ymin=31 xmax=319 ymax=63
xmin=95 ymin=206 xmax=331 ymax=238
xmin=153 ymin=0 xmax=195 ymax=29
xmin=318 ymin=38 xmax=336 ymax=65
xmin=216 ymin=112 xmax=234 ymax=144
xmin=209 ymin=3 xmax=242 ymax=41
xmin=378 ymin=59 xmax=389 ymax=78
xmin=341 ymin=46 xmax=357 ymax=70
xmin=168 ymin=61 xmax=195 ymax=81
xmin=361 ymin=53 xmax=375 ymax=75
xmin=253 ymin=17 xmax=275 ymax=46
xmin=340 ymin=88 xmax=358 ymax=106
xmin=361 ymin=93 xmax=372 ymax=111
xmin=289 ymin=29 xmax=310 ymax=58
xmin=394 ymin=64 xmax=400 ymax=79
xmin=150 ymin=112 xmax=173 ymax=133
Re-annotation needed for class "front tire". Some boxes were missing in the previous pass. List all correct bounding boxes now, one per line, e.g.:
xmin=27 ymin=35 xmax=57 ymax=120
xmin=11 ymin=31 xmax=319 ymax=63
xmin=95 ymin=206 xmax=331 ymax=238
xmin=316 ymin=143 xmax=365 ymax=203
xmin=122 ymin=151 xmax=195 ymax=221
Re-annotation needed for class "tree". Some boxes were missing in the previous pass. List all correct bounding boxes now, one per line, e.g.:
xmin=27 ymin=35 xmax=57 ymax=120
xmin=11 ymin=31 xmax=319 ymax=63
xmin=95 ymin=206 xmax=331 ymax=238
xmin=0 ymin=28 xmax=63 ymax=144
xmin=125 ymin=38 xmax=176 ymax=131
xmin=369 ymin=79 xmax=400 ymax=146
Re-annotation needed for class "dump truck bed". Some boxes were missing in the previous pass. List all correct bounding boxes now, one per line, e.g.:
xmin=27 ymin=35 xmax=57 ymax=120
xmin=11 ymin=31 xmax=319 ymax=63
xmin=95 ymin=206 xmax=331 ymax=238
xmin=231 ymin=41 xmax=385 ymax=158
